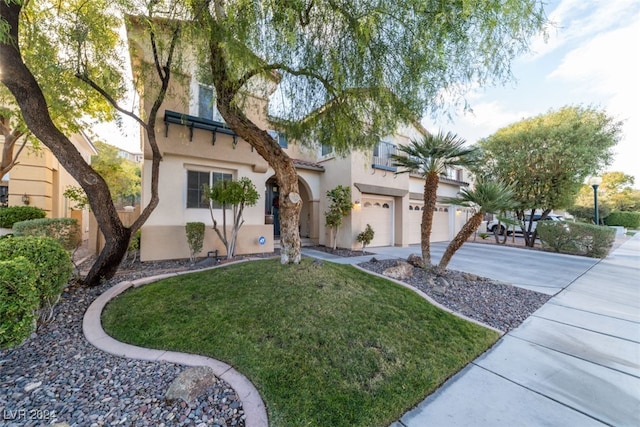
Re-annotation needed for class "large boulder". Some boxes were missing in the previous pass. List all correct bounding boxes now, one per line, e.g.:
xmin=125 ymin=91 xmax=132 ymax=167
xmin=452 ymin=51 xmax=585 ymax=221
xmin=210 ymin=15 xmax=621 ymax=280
xmin=165 ymin=366 xmax=218 ymax=403
xmin=382 ymin=261 xmax=414 ymax=280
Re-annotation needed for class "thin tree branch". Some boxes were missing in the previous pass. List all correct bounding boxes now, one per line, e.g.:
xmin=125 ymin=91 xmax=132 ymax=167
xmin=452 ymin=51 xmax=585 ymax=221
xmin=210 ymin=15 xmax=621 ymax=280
xmin=75 ymin=73 xmax=149 ymax=130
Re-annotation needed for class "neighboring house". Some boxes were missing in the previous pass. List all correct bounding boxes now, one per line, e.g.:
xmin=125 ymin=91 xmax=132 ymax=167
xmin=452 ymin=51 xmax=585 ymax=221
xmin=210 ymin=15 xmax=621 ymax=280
xmin=0 ymin=131 xmax=96 ymax=242
xmin=127 ymin=20 xmax=472 ymax=262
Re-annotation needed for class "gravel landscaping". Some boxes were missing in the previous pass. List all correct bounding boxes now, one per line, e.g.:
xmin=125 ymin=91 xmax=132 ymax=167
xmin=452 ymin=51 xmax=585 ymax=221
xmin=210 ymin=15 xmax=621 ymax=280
xmin=0 ymin=257 xmax=246 ymax=427
xmin=358 ymin=258 xmax=551 ymax=332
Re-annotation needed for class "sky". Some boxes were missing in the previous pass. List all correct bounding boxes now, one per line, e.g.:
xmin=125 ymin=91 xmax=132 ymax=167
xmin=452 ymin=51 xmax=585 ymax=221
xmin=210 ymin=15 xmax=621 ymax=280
xmin=423 ymin=0 xmax=640 ymax=185
xmin=98 ymin=0 xmax=640 ymax=185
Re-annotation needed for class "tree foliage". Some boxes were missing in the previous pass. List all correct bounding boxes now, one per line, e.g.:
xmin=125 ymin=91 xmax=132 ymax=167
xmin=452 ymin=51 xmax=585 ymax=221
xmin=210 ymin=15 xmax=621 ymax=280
xmin=572 ymin=171 xmax=640 ymax=214
xmin=324 ymin=185 xmax=352 ymax=250
xmin=392 ymin=131 xmax=479 ymax=267
xmin=91 ymin=141 xmax=141 ymax=206
xmin=184 ymin=0 xmax=546 ymax=264
xmin=477 ymin=105 xmax=622 ymax=246
xmin=204 ymin=177 xmax=259 ymax=259
xmin=0 ymin=0 xmax=123 ymax=178
xmin=0 ymin=0 xmax=184 ymax=285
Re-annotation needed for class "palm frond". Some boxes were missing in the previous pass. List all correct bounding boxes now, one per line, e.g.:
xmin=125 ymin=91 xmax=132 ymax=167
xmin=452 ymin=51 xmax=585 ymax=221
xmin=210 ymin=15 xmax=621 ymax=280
xmin=392 ymin=130 xmax=479 ymax=176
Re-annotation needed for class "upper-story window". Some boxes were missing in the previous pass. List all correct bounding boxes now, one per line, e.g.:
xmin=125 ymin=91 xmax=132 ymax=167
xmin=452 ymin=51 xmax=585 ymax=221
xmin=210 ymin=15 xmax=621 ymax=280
xmin=267 ymin=130 xmax=288 ymax=148
xmin=372 ymin=140 xmax=397 ymax=171
xmin=186 ymin=169 xmax=233 ymax=209
xmin=445 ymin=168 xmax=464 ymax=181
xmin=320 ymin=143 xmax=334 ymax=157
xmin=196 ymin=83 xmax=225 ymax=123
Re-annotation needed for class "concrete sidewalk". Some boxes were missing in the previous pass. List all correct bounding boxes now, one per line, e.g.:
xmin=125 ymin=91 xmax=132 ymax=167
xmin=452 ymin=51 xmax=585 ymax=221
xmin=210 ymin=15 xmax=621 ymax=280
xmin=390 ymin=235 xmax=640 ymax=426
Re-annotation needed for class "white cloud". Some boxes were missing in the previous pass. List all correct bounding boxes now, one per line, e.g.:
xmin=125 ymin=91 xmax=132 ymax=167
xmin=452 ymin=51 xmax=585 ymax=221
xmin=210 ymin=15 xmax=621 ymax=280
xmin=548 ymin=13 xmax=640 ymax=181
xmin=423 ymin=101 xmax=532 ymax=144
xmin=527 ymin=0 xmax=639 ymax=60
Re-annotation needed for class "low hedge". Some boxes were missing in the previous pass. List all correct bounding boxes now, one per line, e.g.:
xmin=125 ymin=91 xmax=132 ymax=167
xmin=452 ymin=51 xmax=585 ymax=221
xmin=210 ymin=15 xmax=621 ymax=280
xmin=0 ymin=206 xmax=46 ymax=228
xmin=604 ymin=211 xmax=640 ymax=229
xmin=13 ymin=217 xmax=81 ymax=251
xmin=0 ymin=236 xmax=72 ymax=310
xmin=538 ymin=221 xmax=615 ymax=258
xmin=0 ymin=256 xmax=39 ymax=349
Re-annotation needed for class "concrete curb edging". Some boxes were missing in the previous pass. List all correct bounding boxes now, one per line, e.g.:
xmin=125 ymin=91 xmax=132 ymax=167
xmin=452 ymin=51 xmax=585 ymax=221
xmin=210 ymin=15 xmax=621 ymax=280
xmin=351 ymin=264 xmax=505 ymax=335
xmin=82 ymin=261 xmax=269 ymax=427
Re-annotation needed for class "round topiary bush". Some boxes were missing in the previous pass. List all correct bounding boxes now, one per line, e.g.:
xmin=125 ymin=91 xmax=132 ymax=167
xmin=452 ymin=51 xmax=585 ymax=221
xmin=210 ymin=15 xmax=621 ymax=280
xmin=0 ymin=256 xmax=38 ymax=349
xmin=0 ymin=206 xmax=46 ymax=228
xmin=0 ymin=236 xmax=72 ymax=309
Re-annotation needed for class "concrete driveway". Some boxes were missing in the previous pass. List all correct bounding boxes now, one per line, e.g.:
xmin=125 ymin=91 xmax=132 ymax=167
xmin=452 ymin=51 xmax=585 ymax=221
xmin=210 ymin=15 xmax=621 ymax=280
xmin=368 ymin=241 xmax=600 ymax=295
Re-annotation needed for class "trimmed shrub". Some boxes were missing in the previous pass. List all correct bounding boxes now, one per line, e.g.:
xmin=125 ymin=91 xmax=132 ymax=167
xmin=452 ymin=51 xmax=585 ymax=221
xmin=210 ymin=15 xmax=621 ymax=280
xmin=13 ymin=218 xmax=81 ymax=251
xmin=538 ymin=221 xmax=615 ymax=258
xmin=0 ymin=256 xmax=38 ymax=349
xmin=604 ymin=211 xmax=640 ymax=229
xmin=0 ymin=236 xmax=72 ymax=310
xmin=567 ymin=205 xmax=611 ymax=223
xmin=186 ymin=222 xmax=205 ymax=262
xmin=0 ymin=206 xmax=46 ymax=228
xmin=356 ymin=224 xmax=375 ymax=253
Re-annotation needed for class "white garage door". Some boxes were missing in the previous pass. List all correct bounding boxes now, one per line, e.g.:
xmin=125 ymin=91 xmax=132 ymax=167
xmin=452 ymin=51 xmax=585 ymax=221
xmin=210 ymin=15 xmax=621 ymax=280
xmin=362 ymin=198 xmax=393 ymax=247
xmin=408 ymin=203 xmax=449 ymax=243
xmin=408 ymin=203 xmax=423 ymax=245
xmin=432 ymin=205 xmax=450 ymax=242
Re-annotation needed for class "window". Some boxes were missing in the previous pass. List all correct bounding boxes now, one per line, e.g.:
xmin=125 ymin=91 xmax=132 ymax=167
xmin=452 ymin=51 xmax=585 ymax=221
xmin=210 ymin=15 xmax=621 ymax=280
xmin=320 ymin=143 xmax=333 ymax=157
xmin=186 ymin=170 xmax=233 ymax=208
xmin=445 ymin=168 xmax=464 ymax=181
xmin=267 ymin=130 xmax=288 ymax=148
xmin=372 ymin=141 xmax=397 ymax=171
xmin=197 ymin=84 xmax=224 ymax=123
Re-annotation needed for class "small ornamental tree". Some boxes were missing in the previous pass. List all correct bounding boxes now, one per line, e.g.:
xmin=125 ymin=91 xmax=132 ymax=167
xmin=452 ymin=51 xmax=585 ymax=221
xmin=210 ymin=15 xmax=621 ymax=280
xmin=356 ymin=224 xmax=375 ymax=254
xmin=325 ymin=186 xmax=353 ymax=250
xmin=204 ymin=177 xmax=259 ymax=260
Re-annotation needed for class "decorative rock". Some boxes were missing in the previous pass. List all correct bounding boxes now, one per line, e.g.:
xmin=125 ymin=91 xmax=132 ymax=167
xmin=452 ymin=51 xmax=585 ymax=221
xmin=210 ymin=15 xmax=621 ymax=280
xmin=165 ymin=366 xmax=219 ymax=403
xmin=312 ymin=259 xmax=324 ymax=267
xmin=382 ymin=261 xmax=414 ymax=280
xmin=407 ymin=254 xmax=424 ymax=268
xmin=24 ymin=381 xmax=42 ymax=392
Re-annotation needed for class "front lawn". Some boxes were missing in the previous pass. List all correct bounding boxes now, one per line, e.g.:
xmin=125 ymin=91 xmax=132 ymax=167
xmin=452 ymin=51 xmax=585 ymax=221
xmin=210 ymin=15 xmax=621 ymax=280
xmin=102 ymin=258 xmax=498 ymax=426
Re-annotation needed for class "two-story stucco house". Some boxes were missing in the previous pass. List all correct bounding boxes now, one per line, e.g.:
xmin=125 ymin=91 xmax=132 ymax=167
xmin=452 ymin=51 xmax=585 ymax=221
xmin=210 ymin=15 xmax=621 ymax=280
xmin=127 ymin=19 xmax=472 ymax=262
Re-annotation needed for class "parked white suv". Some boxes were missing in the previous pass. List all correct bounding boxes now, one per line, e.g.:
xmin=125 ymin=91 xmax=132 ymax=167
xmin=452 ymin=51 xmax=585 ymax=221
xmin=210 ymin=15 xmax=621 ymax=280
xmin=486 ymin=214 xmax=563 ymax=235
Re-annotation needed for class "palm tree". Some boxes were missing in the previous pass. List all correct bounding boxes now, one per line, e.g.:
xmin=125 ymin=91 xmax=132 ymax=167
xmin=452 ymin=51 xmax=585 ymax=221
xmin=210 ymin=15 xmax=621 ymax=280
xmin=392 ymin=131 xmax=478 ymax=267
xmin=437 ymin=180 xmax=516 ymax=272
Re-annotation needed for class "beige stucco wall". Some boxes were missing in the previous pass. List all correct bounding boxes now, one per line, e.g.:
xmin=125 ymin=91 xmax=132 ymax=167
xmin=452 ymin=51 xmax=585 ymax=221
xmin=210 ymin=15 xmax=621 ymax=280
xmin=5 ymin=134 xmax=94 ymax=241
xmin=141 ymin=224 xmax=273 ymax=261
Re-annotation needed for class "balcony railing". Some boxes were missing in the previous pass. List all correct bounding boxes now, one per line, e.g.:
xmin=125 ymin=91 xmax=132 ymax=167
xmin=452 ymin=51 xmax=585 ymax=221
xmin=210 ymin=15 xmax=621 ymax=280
xmin=372 ymin=141 xmax=397 ymax=172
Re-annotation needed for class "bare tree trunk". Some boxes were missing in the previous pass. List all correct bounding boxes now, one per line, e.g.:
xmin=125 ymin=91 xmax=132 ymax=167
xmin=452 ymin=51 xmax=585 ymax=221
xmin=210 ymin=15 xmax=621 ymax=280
xmin=209 ymin=42 xmax=301 ymax=264
xmin=421 ymin=172 xmax=439 ymax=267
xmin=438 ymin=213 xmax=483 ymax=272
xmin=0 ymin=2 xmax=130 ymax=286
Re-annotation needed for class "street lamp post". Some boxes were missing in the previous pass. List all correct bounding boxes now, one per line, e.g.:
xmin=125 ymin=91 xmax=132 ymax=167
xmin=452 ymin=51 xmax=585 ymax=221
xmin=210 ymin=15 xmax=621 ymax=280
xmin=589 ymin=176 xmax=602 ymax=225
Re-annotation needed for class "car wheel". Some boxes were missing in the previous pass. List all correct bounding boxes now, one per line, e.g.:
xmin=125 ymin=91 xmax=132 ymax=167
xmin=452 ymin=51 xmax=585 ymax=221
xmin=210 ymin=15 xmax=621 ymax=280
xmin=492 ymin=225 xmax=505 ymax=235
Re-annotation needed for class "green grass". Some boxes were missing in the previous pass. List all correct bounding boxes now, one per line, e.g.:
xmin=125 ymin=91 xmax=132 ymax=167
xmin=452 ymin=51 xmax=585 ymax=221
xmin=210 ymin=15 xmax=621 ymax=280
xmin=102 ymin=258 xmax=499 ymax=426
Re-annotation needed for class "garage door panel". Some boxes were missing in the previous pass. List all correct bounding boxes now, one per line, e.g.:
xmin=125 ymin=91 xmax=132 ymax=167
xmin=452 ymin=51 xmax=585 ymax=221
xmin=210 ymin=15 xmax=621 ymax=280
xmin=362 ymin=199 xmax=393 ymax=247
xmin=408 ymin=203 xmax=449 ymax=244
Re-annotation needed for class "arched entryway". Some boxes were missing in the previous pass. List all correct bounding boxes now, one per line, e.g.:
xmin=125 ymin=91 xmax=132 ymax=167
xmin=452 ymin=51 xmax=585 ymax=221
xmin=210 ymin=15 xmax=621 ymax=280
xmin=265 ymin=176 xmax=312 ymax=238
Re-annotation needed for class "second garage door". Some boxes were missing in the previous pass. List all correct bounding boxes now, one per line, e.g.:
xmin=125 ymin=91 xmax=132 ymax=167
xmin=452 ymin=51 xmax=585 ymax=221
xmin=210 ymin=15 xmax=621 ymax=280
xmin=408 ymin=202 xmax=449 ymax=244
